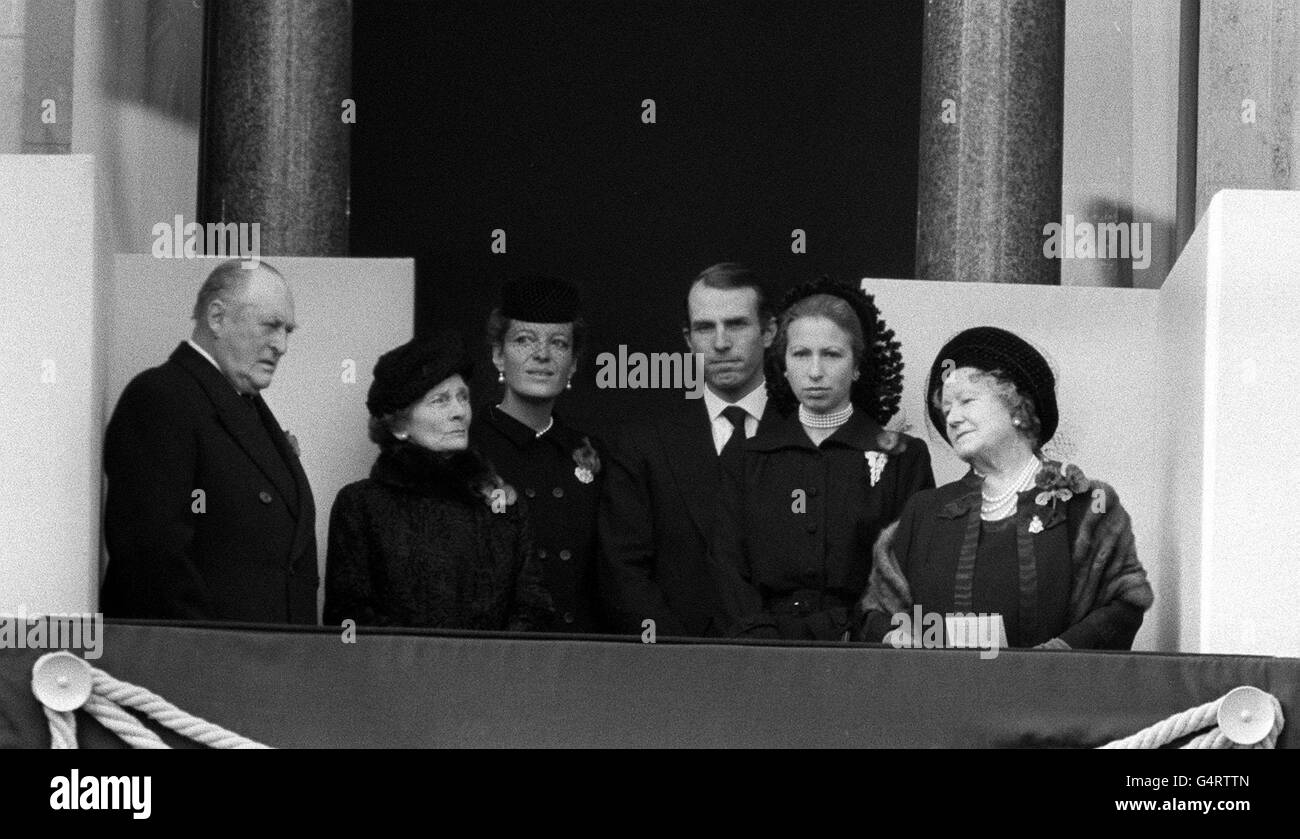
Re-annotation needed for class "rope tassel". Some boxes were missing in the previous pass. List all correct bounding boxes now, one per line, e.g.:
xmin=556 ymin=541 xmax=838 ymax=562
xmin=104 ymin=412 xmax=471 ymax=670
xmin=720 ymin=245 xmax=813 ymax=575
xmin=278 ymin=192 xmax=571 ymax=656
xmin=1099 ymin=686 xmax=1284 ymax=749
xmin=32 ymin=651 xmax=271 ymax=750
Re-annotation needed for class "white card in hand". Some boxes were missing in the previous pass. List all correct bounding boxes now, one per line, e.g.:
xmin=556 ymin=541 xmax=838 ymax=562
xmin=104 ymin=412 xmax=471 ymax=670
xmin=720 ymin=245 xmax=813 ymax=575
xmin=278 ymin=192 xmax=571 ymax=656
xmin=945 ymin=612 xmax=1007 ymax=658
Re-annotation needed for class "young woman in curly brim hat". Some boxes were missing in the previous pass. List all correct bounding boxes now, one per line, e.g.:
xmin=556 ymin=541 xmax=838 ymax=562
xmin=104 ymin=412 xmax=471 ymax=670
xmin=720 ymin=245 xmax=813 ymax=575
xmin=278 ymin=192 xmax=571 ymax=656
xmin=708 ymin=277 xmax=935 ymax=640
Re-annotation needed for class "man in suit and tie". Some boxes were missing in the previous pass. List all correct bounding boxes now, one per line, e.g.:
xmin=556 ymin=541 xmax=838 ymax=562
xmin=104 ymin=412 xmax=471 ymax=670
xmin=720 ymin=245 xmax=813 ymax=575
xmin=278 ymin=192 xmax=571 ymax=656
xmin=101 ymin=260 xmax=317 ymax=623
xmin=599 ymin=263 xmax=777 ymax=637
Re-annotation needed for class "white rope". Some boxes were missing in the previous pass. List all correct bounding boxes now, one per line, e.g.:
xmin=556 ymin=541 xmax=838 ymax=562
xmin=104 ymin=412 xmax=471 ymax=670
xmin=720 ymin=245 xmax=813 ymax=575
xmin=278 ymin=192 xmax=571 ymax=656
xmin=1100 ymin=690 xmax=1284 ymax=749
xmin=35 ymin=658 xmax=271 ymax=750
xmin=88 ymin=670 xmax=269 ymax=749
xmin=43 ymin=706 xmax=77 ymax=749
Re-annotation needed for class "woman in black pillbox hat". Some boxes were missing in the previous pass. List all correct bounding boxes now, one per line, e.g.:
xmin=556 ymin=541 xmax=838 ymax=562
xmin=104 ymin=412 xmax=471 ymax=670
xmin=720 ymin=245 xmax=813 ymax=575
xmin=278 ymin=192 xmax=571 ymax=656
xmin=855 ymin=326 xmax=1153 ymax=650
xmin=469 ymin=275 xmax=607 ymax=633
xmin=323 ymin=331 xmax=553 ymax=631
xmin=708 ymin=277 xmax=936 ymax=641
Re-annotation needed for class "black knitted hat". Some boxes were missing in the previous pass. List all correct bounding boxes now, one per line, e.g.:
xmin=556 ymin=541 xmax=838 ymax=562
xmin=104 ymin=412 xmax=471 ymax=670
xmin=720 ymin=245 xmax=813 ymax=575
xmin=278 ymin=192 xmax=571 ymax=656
xmin=765 ymin=276 xmax=905 ymax=426
xmin=366 ymin=332 xmax=474 ymax=418
xmin=500 ymin=275 xmax=581 ymax=323
xmin=926 ymin=326 xmax=1057 ymax=446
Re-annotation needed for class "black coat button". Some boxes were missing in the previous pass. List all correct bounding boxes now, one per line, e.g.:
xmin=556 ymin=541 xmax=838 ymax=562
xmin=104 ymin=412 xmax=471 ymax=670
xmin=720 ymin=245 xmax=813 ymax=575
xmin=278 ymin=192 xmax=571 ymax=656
xmin=562 ymin=611 xmax=575 ymax=624
xmin=806 ymin=523 xmax=817 ymax=533
xmin=559 ymin=549 xmax=572 ymax=561
xmin=259 ymin=491 xmax=273 ymax=504
xmin=524 ymin=488 xmax=536 ymax=498
xmin=537 ymin=549 xmax=548 ymax=559
xmin=808 ymin=487 xmax=819 ymax=497
xmin=552 ymin=487 xmax=564 ymax=498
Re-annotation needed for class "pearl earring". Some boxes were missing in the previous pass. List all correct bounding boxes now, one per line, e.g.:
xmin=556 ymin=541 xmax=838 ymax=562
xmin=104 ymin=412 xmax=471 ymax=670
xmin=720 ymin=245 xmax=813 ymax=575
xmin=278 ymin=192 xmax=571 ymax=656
xmin=497 ymin=371 xmax=504 ymax=384
xmin=566 ymin=378 xmax=573 ymax=391
xmin=395 ymin=431 xmax=408 ymax=441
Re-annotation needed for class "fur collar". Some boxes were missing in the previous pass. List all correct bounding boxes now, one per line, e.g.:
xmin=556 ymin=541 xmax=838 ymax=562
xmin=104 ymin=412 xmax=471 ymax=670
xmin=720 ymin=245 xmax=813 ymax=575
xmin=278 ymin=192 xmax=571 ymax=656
xmin=370 ymin=442 xmax=500 ymax=504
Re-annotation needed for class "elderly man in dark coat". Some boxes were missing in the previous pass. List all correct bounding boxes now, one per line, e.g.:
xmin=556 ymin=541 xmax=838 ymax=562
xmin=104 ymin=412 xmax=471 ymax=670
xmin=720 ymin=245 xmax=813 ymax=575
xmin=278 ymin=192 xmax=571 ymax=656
xmin=100 ymin=260 xmax=317 ymax=624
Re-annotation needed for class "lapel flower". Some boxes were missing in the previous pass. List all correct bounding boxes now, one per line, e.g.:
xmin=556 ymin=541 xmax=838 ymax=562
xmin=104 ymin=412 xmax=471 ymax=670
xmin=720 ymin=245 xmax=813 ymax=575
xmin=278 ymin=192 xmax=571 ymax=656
xmin=1033 ymin=459 xmax=1088 ymax=511
xmin=573 ymin=436 xmax=601 ymax=485
xmin=479 ymin=476 xmax=518 ymax=513
xmin=283 ymin=429 xmax=301 ymax=458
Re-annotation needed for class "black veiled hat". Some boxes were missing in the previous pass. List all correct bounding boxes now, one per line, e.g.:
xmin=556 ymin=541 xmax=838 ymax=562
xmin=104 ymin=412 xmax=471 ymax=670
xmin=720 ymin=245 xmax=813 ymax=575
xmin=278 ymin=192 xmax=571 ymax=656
xmin=366 ymin=332 xmax=474 ymax=418
xmin=765 ymin=276 xmax=905 ymax=426
xmin=926 ymin=326 xmax=1058 ymax=446
xmin=500 ymin=275 xmax=581 ymax=323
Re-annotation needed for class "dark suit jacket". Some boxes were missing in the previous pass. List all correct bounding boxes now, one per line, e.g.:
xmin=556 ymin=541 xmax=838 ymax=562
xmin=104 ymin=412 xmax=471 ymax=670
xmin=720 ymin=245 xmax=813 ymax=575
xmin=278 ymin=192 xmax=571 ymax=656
xmin=598 ymin=398 xmax=773 ymax=637
xmin=101 ymin=342 xmax=318 ymax=623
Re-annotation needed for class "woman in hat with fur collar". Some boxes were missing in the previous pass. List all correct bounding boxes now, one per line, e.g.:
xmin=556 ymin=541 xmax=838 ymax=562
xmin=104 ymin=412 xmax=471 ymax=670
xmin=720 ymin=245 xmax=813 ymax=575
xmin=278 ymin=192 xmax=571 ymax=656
xmin=323 ymin=332 xmax=553 ymax=630
xmin=470 ymin=275 xmax=606 ymax=632
xmin=709 ymin=277 xmax=935 ymax=641
xmin=854 ymin=326 xmax=1153 ymax=649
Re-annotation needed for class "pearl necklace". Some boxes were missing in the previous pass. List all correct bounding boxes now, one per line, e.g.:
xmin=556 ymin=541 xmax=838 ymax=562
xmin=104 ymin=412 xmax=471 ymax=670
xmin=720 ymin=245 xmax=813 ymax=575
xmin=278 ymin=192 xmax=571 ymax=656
xmin=799 ymin=404 xmax=853 ymax=429
xmin=496 ymin=405 xmax=552 ymax=438
xmin=979 ymin=457 xmax=1040 ymax=521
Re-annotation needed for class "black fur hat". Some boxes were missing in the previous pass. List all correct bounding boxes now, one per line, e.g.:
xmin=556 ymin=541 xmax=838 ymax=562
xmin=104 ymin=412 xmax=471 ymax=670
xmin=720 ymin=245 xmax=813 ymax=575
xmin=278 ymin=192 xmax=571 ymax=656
xmin=765 ymin=276 xmax=905 ymax=426
xmin=367 ymin=332 xmax=474 ymax=418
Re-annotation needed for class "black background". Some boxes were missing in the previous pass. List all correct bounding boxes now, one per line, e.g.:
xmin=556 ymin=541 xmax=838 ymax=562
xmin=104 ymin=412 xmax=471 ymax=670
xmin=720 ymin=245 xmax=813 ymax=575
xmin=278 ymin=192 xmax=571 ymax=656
xmin=351 ymin=0 xmax=924 ymax=435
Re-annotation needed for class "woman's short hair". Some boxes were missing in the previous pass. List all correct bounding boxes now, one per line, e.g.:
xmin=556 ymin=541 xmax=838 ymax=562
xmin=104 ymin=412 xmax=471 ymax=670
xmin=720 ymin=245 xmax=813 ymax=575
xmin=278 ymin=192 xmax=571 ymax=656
xmin=772 ymin=293 xmax=865 ymax=364
xmin=763 ymin=277 xmax=904 ymax=424
xmin=929 ymin=367 xmax=1044 ymax=451
xmin=368 ymin=408 xmax=412 ymax=451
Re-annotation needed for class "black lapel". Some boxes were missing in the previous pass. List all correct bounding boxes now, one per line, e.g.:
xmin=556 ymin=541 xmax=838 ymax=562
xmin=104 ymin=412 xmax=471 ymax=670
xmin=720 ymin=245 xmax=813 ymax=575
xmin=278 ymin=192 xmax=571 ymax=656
xmin=170 ymin=343 xmax=299 ymax=509
xmin=660 ymin=398 xmax=721 ymax=540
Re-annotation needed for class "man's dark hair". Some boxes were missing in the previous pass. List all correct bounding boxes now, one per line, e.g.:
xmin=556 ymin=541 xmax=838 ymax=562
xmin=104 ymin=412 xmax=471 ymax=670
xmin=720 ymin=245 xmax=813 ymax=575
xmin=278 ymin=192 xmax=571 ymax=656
xmin=684 ymin=262 xmax=773 ymax=327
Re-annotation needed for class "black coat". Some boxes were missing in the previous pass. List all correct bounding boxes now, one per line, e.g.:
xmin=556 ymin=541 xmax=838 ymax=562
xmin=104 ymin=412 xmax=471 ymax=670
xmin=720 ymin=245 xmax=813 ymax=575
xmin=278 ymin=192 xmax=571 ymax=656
xmin=710 ymin=410 xmax=934 ymax=640
xmin=598 ymin=398 xmax=776 ymax=637
xmin=323 ymin=442 xmax=554 ymax=631
xmin=101 ymin=342 xmax=318 ymax=623
xmin=470 ymin=406 xmax=605 ymax=632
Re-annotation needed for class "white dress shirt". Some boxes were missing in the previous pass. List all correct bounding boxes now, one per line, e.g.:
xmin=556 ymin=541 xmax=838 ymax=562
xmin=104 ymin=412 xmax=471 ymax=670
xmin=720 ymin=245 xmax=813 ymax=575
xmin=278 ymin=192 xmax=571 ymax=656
xmin=187 ymin=338 xmax=246 ymax=396
xmin=703 ymin=385 xmax=768 ymax=455
xmin=186 ymin=338 xmax=222 ymax=372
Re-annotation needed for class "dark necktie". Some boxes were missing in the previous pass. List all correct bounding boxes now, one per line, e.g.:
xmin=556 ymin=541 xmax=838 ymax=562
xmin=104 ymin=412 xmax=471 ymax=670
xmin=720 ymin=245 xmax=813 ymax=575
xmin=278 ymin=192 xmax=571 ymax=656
xmin=719 ymin=405 xmax=748 ymax=464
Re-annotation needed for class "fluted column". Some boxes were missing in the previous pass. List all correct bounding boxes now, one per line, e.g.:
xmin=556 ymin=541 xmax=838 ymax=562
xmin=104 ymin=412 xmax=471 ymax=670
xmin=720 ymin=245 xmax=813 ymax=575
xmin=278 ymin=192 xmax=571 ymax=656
xmin=1196 ymin=0 xmax=1300 ymax=219
xmin=915 ymin=0 xmax=1064 ymax=284
xmin=198 ymin=0 xmax=351 ymax=256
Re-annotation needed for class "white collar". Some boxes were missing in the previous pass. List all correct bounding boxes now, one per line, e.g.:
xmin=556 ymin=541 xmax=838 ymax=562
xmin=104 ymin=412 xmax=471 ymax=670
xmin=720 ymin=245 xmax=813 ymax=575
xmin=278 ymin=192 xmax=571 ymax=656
xmin=187 ymin=338 xmax=222 ymax=372
xmin=187 ymin=338 xmax=245 ymax=396
xmin=703 ymin=383 xmax=768 ymax=424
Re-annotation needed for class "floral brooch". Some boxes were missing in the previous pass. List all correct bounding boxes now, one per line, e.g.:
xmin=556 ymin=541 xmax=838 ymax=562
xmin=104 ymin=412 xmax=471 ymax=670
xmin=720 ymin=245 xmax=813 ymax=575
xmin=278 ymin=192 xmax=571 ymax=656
xmin=479 ymin=478 xmax=518 ymax=514
xmin=864 ymin=452 xmax=888 ymax=487
xmin=864 ymin=431 xmax=903 ymax=487
xmin=1028 ymin=460 xmax=1088 ymax=533
xmin=573 ymin=436 xmax=601 ymax=485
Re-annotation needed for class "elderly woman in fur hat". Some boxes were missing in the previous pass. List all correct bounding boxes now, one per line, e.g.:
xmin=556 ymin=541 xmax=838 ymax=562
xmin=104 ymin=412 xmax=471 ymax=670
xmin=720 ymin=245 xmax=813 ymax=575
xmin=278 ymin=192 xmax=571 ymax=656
xmin=854 ymin=327 xmax=1153 ymax=649
xmin=324 ymin=332 xmax=553 ymax=631
xmin=709 ymin=277 xmax=935 ymax=640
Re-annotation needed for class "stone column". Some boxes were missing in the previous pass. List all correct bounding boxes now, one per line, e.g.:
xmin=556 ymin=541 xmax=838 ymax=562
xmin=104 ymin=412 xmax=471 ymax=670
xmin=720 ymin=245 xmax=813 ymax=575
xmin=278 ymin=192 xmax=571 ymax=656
xmin=198 ymin=0 xmax=351 ymax=256
xmin=1195 ymin=0 xmax=1300 ymax=220
xmin=915 ymin=0 xmax=1065 ymax=284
